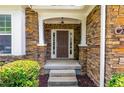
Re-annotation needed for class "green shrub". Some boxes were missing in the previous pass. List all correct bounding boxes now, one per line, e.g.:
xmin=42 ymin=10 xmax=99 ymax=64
xmin=0 ymin=60 xmax=40 ymax=87
xmin=0 ymin=62 xmax=5 ymax=66
xmin=108 ymin=73 xmax=124 ymax=87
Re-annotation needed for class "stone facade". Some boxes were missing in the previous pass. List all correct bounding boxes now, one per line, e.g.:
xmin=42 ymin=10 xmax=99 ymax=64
xmin=25 ymin=7 xmax=39 ymax=60
xmin=1 ymin=5 xmax=124 ymax=86
xmin=79 ymin=46 xmax=87 ymax=75
xmin=0 ymin=56 xmax=25 ymax=63
xmin=25 ymin=7 xmax=47 ymax=75
xmin=79 ymin=6 xmax=100 ymax=86
xmin=105 ymin=5 xmax=124 ymax=86
xmin=37 ymin=46 xmax=47 ymax=75
xmin=86 ymin=6 xmax=100 ymax=86
xmin=44 ymin=24 xmax=81 ymax=60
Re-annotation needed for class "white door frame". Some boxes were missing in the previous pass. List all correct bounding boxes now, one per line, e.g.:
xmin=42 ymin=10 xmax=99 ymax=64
xmin=51 ymin=29 xmax=74 ymax=59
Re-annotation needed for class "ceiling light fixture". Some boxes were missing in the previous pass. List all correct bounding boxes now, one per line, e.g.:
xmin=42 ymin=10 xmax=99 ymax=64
xmin=61 ymin=17 xmax=64 ymax=24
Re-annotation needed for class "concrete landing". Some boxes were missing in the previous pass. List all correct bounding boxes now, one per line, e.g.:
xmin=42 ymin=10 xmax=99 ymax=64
xmin=44 ymin=60 xmax=81 ymax=70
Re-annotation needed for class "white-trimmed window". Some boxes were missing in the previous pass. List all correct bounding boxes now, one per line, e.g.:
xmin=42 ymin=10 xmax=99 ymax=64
xmin=0 ymin=15 xmax=11 ymax=54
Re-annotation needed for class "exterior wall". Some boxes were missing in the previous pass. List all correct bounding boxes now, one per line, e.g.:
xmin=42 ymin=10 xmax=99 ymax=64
xmin=44 ymin=24 xmax=81 ymax=60
xmin=86 ymin=5 xmax=101 ymax=86
xmin=0 ymin=6 xmax=25 ymax=63
xmin=0 ymin=56 xmax=25 ymax=63
xmin=79 ymin=46 xmax=87 ymax=75
xmin=0 ymin=7 xmax=47 ymax=75
xmin=105 ymin=5 xmax=124 ymax=86
xmin=0 ymin=7 xmax=39 ymax=62
xmin=25 ymin=7 xmax=47 ymax=75
xmin=25 ymin=7 xmax=39 ymax=60
xmin=37 ymin=46 xmax=47 ymax=75
xmin=0 ymin=6 xmax=26 ymax=63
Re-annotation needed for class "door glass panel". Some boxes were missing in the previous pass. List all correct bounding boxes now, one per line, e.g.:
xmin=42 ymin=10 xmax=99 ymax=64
xmin=53 ymin=32 xmax=55 ymax=55
xmin=70 ymin=32 xmax=72 ymax=55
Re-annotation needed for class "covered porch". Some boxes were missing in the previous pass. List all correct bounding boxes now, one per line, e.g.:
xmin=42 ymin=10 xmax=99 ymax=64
xmin=26 ymin=5 xmax=106 ymax=87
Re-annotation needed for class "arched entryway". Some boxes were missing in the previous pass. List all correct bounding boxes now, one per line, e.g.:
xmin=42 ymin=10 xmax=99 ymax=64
xmin=44 ymin=17 xmax=81 ymax=60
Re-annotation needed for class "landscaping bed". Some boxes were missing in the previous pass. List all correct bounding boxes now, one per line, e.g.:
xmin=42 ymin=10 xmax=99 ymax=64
xmin=77 ymin=75 xmax=97 ymax=87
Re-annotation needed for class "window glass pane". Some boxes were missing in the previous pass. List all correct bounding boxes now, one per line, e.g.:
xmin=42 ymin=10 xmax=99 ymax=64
xmin=0 ymin=35 xmax=11 ymax=54
xmin=0 ymin=15 xmax=5 ymax=22
xmin=0 ymin=22 xmax=5 ymax=27
xmin=6 ymin=28 xmax=11 ymax=32
xmin=0 ymin=15 xmax=11 ymax=33
xmin=0 ymin=28 xmax=5 ymax=32
xmin=6 ymin=15 xmax=11 ymax=22
xmin=6 ymin=22 xmax=11 ymax=27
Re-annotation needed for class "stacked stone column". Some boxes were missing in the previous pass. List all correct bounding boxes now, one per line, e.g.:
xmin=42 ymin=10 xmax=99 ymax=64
xmin=79 ymin=46 xmax=87 ymax=75
xmin=25 ymin=7 xmax=47 ymax=75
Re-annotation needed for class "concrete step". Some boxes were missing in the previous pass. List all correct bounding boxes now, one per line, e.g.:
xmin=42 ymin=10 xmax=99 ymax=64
xmin=50 ymin=70 xmax=76 ymax=77
xmin=48 ymin=76 xmax=78 ymax=87
xmin=44 ymin=60 xmax=81 ymax=70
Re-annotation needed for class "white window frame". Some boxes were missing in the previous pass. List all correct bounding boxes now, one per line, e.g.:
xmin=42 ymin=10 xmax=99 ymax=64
xmin=0 ymin=15 xmax=12 ymax=54
xmin=0 ymin=10 xmax=25 ymax=56
xmin=0 ymin=13 xmax=12 ymax=55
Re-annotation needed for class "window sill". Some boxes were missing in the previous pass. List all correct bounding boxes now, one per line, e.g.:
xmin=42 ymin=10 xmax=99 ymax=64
xmin=0 ymin=54 xmax=12 ymax=56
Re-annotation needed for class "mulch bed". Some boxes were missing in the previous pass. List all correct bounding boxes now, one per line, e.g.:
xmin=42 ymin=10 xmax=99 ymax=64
xmin=39 ymin=75 xmax=49 ymax=87
xmin=39 ymin=74 xmax=97 ymax=87
xmin=76 ymin=74 xmax=97 ymax=87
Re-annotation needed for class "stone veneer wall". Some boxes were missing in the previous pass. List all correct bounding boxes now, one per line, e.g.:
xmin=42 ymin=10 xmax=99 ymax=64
xmin=0 ymin=56 xmax=25 ymax=63
xmin=79 ymin=46 xmax=87 ymax=75
xmin=25 ymin=7 xmax=47 ymax=75
xmin=86 ymin=5 xmax=101 ymax=86
xmin=44 ymin=24 xmax=81 ymax=60
xmin=105 ymin=5 xmax=124 ymax=86
xmin=25 ymin=7 xmax=39 ymax=60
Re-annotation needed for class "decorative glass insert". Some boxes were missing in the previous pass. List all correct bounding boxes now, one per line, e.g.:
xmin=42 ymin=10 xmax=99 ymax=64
xmin=0 ymin=15 xmax=11 ymax=54
xmin=69 ymin=32 xmax=73 ymax=55
xmin=53 ymin=32 xmax=56 ymax=55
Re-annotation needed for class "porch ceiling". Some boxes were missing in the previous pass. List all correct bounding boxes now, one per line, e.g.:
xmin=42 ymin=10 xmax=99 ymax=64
xmin=32 ymin=5 xmax=96 ymax=17
xmin=32 ymin=5 xmax=85 ymax=10
xmin=44 ymin=17 xmax=81 ymax=24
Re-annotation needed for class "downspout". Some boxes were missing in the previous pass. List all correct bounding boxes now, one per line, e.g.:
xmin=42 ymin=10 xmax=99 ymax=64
xmin=100 ymin=5 xmax=106 ymax=87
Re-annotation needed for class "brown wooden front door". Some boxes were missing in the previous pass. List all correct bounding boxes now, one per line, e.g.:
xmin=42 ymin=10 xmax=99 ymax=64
xmin=57 ymin=31 xmax=68 ymax=58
